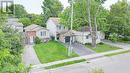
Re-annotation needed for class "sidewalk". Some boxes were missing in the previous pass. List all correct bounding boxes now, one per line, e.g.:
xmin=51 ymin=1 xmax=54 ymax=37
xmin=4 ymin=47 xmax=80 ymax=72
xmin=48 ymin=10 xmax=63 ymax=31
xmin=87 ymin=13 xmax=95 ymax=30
xmin=103 ymin=40 xmax=130 ymax=50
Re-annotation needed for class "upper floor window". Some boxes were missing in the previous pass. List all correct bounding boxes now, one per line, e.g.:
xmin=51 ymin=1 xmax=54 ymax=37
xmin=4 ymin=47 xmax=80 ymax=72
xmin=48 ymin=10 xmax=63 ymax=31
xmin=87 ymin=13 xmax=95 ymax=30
xmin=40 ymin=31 xmax=46 ymax=36
xmin=57 ymin=25 xmax=63 ymax=30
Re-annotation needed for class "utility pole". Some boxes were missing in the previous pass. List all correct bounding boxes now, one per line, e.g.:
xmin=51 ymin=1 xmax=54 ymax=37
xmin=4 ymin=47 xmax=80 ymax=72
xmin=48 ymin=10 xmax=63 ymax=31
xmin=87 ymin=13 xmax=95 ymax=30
xmin=68 ymin=0 xmax=74 ymax=56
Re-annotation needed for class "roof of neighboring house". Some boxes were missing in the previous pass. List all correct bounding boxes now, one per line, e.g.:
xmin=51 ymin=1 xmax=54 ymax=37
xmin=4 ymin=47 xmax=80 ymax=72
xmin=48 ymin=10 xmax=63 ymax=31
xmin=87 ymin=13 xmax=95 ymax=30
xmin=24 ymin=24 xmax=48 ymax=31
xmin=6 ymin=18 xmax=23 ymax=27
xmin=60 ymin=30 xmax=91 ymax=36
xmin=79 ymin=26 xmax=91 ymax=32
xmin=48 ymin=17 xmax=60 ymax=25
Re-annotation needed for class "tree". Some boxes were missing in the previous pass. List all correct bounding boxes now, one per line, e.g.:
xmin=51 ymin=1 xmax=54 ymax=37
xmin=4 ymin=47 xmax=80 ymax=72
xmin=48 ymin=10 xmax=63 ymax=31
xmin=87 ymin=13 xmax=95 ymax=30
xmin=27 ymin=14 xmax=45 ymax=26
xmin=9 ymin=4 xmax=27 ymax=18
xmin=108 ymin=0 xmax=130 ymax=37
xmin=42 ymin=0 xmax=63 ymax=24
xmin=0 ymin=11 xmax=8 ymax=28
xmin=19 ymin=17 xmax=31 ymax=26
xmin=60 ymin=0 xmax=108 ymax=47
xmin=0 ymin=14 xmax=27 ymax=72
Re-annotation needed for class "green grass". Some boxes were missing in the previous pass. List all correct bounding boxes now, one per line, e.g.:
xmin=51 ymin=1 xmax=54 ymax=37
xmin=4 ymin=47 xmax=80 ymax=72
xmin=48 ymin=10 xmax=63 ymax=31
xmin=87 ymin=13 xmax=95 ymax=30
xmin=119 ymin=40 xmax=130 ymax=44
xmin=34 ymin=41 xmax=78 ymax=63
xmin=86 ymin=43 xmax=121 ymax=53
xmin=45 ymin=59 xmax=86 ymax=69
xmin=105 ymin=50 xmax=130 ymax=56
xmin=118 ymin=39 xmax=130 ymax=44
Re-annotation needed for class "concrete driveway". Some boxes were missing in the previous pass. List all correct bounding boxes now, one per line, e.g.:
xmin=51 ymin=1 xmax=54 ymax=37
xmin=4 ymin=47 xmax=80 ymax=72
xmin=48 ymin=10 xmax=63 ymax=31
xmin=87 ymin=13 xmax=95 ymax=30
xmin=72 ymin=43 xmax=95 ymax=56
xmin=22 ymin=45 xmax=41 ymax=66
xmin=63 ymin=42 xmax=95 ymax=56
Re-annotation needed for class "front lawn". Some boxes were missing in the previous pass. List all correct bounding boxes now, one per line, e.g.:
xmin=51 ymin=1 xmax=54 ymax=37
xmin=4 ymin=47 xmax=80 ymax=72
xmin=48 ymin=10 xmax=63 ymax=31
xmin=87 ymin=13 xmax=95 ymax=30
xmin=86 ymin=43 xmax=121 ymax=53
xmin=34 ymin=41 xmax=78 ymax=63
xmin=119 ymin=40 xmax=130 ymax=44
xmin=105 ymin=50 xmax=130 ymax=56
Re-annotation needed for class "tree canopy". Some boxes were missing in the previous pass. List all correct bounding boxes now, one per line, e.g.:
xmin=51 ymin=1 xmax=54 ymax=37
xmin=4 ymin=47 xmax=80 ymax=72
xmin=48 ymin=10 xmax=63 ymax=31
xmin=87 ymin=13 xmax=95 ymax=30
xmin=42 ymin=0 xmax=63 ymax=24
xmin=9 ymin=4 xmax=27 ymax=18
xmin=108 ymin=0 xmax=130 ymax=36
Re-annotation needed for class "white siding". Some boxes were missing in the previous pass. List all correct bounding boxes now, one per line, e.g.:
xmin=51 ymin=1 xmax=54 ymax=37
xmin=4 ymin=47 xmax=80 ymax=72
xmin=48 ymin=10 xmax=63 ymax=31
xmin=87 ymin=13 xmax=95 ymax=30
xmin=75 ymin=31 xmax=101 ymax=44
xmin=46 ymin=20 xmax=57 ymax=37
xmin=36 ymin=29 xmax=50 ymax=39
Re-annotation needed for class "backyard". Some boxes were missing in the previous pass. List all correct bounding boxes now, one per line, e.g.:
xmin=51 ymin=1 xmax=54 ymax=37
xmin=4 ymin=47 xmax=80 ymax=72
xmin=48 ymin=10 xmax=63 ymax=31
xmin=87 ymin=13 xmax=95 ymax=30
xmin=34 ymin=41 xmax=78 ymax=63
xmin=86 ymin=43 xmax=121 ymax=53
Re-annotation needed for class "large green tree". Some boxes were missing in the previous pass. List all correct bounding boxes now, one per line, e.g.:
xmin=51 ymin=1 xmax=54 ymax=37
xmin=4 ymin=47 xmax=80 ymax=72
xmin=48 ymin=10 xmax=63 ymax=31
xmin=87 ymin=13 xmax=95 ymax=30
xmin=59 ymin=0 xmax=107 ymax=30
xmin=108 ymin=0 xmax=130 ymax=36
xmin=19 ymin=14 xmax=45 ymax=27
xmin=9 ymin=4 xmax=27 ymax=18
xmin=42 ymin=0 xmax=63 ymax=25
xmin=60 ymin=0 xmax=107 ymax=47
xmin=0 ymin=12 xmax=27 ymax=73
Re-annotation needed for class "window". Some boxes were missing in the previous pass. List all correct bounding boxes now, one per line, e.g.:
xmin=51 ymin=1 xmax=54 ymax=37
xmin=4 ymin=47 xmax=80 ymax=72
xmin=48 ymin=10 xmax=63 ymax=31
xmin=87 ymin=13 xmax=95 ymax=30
xmin=86 ymin=36 xmax=89 ymax=39
xmin=40 ymin=31 xmax=46 ymax=36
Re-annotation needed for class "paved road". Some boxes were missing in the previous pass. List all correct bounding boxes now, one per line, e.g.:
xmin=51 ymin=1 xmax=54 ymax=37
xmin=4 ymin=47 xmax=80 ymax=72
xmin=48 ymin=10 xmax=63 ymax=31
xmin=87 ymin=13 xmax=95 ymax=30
xmin=22 ymin=45 xmax=41 ymax=66
xmin=38 ymin=53 xmax=130 ymax=73
xmin=103 ymin=40 xmax=130 ymax=50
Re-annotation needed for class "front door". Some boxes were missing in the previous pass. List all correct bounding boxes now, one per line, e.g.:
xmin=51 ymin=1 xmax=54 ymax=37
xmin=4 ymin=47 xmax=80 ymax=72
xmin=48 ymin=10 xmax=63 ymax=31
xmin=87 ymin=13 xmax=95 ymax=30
xmin=30 ymin=36 xmax=34 ymax=44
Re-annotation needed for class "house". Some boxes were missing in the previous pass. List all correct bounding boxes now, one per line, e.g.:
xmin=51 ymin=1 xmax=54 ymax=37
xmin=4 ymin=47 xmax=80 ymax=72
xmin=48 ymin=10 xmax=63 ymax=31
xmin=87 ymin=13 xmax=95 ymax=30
xmin=59 ymin=26 xmax=105 ymax=44
xmin=59 ymin=30 xmax=77 ymax=43
xmin=46 ymin=17 xmax=68 ymax=40
xmin=75 ymin=31 xmax=104 ymax=44
xmin=6 ymin=18 xmax=23 ymax=32
xmin=24 ymin=24 xmax=50 ymax=44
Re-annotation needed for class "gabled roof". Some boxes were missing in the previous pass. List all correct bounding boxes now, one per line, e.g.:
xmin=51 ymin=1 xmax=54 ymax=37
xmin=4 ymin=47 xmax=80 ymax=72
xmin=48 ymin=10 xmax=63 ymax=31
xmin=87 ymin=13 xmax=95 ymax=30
xmin=24 ymin=24 xmax=48 ymax=31
xmin=6 ymin=18 xmax=23 ymax=27
xmin=48 ymin=17 xmax=60 ymax=25
xmin=79 ymin=26 xmax=91 ymax=32
xmin=60 ymin=30 xmax=91 ymax=36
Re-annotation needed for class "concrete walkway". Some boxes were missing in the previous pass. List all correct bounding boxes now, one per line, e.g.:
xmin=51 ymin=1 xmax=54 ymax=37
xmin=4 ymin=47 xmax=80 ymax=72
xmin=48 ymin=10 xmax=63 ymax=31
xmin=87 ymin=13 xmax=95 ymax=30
xmin=35 ymin=52 xmax=130 ymax=73
xmin=103 ymin=40 xmax=130 ymax=50
xmin=22 ymin=45 xmax=41 ymax=66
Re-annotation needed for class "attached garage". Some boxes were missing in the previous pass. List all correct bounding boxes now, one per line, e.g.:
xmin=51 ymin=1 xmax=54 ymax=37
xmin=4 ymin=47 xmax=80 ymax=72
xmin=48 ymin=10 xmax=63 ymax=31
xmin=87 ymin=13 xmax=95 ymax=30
xmin=59 ymin=30 xmax=76 ymax=43
xmin=65 ymin=36 xmax=70 ymax=43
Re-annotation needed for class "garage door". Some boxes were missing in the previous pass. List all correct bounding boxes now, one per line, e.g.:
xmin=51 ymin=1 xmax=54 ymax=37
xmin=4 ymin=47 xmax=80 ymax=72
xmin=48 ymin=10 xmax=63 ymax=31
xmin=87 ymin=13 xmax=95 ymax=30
xmin=65 ymin=36 xmax=70 ymax=43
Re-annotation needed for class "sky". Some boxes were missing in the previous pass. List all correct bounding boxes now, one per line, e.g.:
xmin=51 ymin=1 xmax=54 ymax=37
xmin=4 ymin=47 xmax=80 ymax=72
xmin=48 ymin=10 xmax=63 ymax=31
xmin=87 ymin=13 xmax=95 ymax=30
xmin=14 ymin=0 xmax=130 ymax=14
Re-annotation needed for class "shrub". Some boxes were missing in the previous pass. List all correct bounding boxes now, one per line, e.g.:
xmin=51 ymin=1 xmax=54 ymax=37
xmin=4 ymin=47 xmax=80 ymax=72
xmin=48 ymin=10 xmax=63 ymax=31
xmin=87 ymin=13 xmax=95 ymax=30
xmin=122 ymin=36 xmax=130 ymax=41
xmin=99 ymin=42 xmax=104 ymax=45
xmin=108 ymin=33 xmax=118 ymax=42
xmin=35 ymin=37 xmax=41 ymax=44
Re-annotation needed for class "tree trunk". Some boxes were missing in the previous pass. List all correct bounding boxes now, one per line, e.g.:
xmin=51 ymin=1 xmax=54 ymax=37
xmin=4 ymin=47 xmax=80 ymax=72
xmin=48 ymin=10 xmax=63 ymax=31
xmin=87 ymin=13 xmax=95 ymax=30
xmin=87 ymin=0 xmax=96 ymax=47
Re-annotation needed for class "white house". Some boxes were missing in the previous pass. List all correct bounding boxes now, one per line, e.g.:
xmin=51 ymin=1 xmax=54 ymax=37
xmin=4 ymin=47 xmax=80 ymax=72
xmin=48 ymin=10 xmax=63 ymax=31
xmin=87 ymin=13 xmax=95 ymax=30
xmin=46 ymin=17 xmax=68 ymax=40
xmin=59 ymin=27 xmax=105 ymax=44
xmin=6 ymin=18 xmax=23 ymax=32
xmin=24 ymin=24 xmax=50 ymax=44
xmin=75 ymin=31 xmax=104 ymax=44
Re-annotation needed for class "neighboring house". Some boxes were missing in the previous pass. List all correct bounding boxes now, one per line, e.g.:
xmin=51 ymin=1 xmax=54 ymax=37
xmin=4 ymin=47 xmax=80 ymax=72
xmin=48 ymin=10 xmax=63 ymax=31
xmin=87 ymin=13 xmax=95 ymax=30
xmin=46 ymin=17 xmax=68 ymax=40
xmin=24 ymin=24 xmax=50 ymax=44
xmin=6 ymin=18 xmax=23 ymax=32
xmin=59 ymin=26 xmax=105 ymax=44
xmin=75 ymin=31 xmax=103 ymax=44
